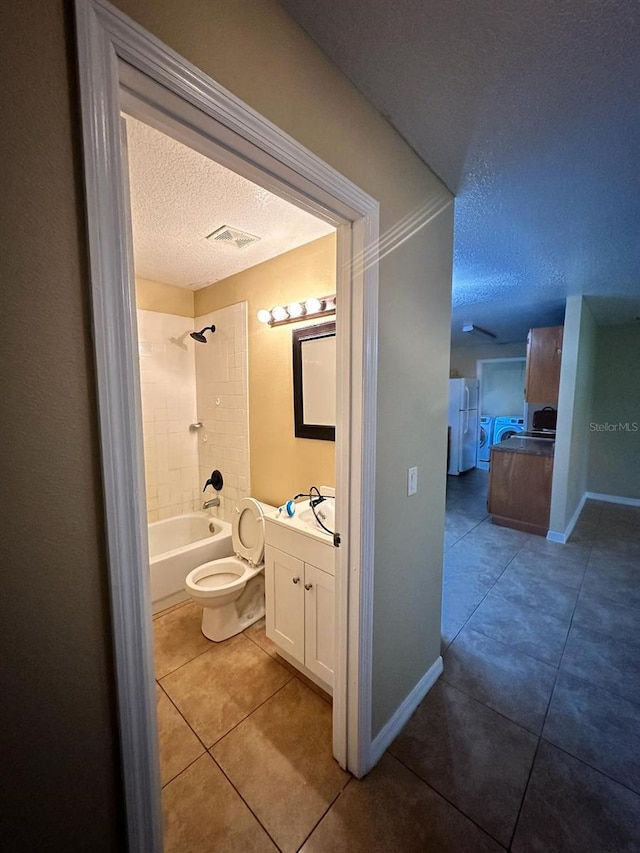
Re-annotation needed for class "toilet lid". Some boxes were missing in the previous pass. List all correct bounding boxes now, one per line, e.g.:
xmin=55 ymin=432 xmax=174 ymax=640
xmin=232 ymin=497 xmax=265 ymax=565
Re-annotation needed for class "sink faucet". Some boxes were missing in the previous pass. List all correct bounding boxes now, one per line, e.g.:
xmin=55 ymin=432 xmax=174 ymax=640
xmin=203 ymin=497 xmax=220 ymax=509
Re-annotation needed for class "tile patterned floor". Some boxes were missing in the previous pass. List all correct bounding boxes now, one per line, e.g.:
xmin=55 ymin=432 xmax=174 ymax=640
xmin=154 ymin=471 xmax=640 ymax=851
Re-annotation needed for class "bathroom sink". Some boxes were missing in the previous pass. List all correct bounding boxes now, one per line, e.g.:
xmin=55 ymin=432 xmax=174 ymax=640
xmin=297 ymin=506 xmax=333 ymax=536
xmin=268 ymin=499 xmax=334 ymax=541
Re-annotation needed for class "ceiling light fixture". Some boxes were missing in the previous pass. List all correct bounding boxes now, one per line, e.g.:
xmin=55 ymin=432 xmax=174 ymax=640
xmin=461 ymin=323 xmax=497 ymax=340
xmin=257 ymin=294 xmax=336 ymax=327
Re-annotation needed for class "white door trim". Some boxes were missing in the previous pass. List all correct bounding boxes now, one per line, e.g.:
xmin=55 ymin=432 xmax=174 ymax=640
xmin=74 ymin=1 xmax=379 ymax=849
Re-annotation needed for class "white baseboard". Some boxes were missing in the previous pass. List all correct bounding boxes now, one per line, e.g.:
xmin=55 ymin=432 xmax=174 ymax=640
xmin=585 ymin=491 xmax=640 ymax=508
xmin=369 ymin=656 xmax=443 ymax=768
xmin=547 ymin=492 xmax=587 ymax=544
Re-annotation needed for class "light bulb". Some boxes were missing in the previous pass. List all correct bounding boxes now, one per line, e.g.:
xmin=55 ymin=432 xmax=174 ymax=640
xmin=287 ymin=302 xmax=305 ymax=319
xmin=305 ymin=297 xmax=322 ymax=314
xmin=271 ymin=305 xmax=288 ymax=322
xmin=257 ymin=309 xmax=272 ymax=324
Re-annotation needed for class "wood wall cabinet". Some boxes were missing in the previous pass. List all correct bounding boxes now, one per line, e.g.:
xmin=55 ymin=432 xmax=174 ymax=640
xmin=525 ymin=325 xmax=563 ymax=403
xmin=488 ymin=448 xmax=554 ymax=536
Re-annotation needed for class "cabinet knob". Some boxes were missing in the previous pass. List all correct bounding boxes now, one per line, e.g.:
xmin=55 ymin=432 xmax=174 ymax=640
xmin=304 ymin=583 xmax=313 ymax=590
xmin=292 ymin=577 xmax=300 ymax=584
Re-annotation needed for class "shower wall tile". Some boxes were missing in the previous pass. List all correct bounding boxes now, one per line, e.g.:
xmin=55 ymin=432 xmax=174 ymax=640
xmin=136 ymin=310 xmax=201 ymax=523
xmin=195 ymin=303 xmax=250 ymax=524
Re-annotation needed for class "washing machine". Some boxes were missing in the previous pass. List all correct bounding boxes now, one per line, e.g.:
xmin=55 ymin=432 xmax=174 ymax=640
xmin=477 ymin=416 xmax=494 ymax=471
xmin=493 ymin=416 xmax=525 ymax=443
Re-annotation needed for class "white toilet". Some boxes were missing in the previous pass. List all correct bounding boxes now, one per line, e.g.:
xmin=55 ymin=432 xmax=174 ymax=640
xmin=185 ymin=497 xmax=267 ymax=642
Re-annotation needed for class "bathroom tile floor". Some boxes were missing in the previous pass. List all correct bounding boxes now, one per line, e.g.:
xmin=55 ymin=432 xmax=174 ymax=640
xmin=154 ymin=471 xmax=640 ymax=851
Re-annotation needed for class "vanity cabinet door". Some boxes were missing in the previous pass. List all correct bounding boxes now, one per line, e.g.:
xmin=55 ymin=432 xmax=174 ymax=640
xmin=265 ymin=546 xmax=304 ymax=664
xmin=303 ymin=563 xmax=335 ymax=686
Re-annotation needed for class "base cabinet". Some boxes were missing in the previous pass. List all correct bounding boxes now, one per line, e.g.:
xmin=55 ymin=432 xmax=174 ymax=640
xmin=267 ymin=547 xmax=305 ymax=663
xmin=303 ymin=563 xmax=335 ymax=686
xmin=488 ymin=448 xmax=554 ymax=535
xmin=265 ymin=543 xmax=335 ymax=689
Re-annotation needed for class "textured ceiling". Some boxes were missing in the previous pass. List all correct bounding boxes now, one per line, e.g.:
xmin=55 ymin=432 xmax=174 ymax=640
xmin=279 ymin=0 xmax=640 ymax=344
xmin=124 ymin=116 xmax=334 ymax=289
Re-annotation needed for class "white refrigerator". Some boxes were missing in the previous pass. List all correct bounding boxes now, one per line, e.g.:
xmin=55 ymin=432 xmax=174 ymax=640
xmin=447 ymin=378 xmax=479 ymax=475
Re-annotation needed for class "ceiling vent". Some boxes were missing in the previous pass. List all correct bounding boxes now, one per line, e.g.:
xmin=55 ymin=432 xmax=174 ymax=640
xmin=206 ymin=224 xmax=261 ymax=249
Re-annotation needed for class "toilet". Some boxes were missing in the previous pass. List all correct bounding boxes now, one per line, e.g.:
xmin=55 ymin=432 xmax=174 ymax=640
xmin=185 ymin=497 xmax=268 ymax=642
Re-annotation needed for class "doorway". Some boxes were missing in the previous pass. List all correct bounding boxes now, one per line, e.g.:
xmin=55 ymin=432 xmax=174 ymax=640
xmin=477 ymin=358 xmax=526 ymax=421
xmin=75 ymin=1 xmax=379 ymax=849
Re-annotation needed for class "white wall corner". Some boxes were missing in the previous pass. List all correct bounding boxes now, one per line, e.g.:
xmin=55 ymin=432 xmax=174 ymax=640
xmin=585 ymin=491 xmax=640 ymax=508
xmin=547 ymin=491 xmax=587 ymax=543
xmin=369 ymin=656 xmax=443 ymax=768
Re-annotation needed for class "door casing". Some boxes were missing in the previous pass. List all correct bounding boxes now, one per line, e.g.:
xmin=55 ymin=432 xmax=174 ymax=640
xmin=74 ymin=0 xmax=380 ymax=849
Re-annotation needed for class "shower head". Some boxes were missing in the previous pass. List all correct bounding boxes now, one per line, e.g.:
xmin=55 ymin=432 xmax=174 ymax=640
xmin=190 ymin=325 xmax=216 ymax=343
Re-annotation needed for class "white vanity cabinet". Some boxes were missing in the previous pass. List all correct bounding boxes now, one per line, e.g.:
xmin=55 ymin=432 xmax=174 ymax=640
xmin=264 ymin=515 xmax=335 ymax=692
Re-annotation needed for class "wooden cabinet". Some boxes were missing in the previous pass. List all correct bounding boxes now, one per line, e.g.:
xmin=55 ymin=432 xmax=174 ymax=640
xmin=264 ymin=525 xmax=335 ymax=691
xmin=488 ymin=448 xmax=554 ymax=536
xmin=525 ymin=326 xmax=563 ymax=404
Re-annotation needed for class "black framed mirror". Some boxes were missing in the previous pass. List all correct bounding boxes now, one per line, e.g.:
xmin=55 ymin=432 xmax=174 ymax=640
xmin=292 ymin=321 xmax=336 ymax=441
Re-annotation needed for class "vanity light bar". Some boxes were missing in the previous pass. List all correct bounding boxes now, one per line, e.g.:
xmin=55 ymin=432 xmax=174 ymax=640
xmin=257 ymin=294 xmax=336 ymax=327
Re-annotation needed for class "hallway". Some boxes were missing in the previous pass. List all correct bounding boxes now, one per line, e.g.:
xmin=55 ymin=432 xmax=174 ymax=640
xmin=390 ymin=470 xmax=640 ymax=850
xmin=307 ymin=472 xmax=640 ymax=850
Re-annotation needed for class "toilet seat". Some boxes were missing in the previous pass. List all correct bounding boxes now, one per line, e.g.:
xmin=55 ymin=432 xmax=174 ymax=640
xmin=186 ymin=556 xmax=262 ymax=599
xmin=232 ymin=497 xmax=265 ymax=566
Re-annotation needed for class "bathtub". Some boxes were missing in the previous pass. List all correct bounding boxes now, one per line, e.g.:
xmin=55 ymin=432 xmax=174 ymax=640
xmin=148 ymin=512 xmax=233 ymax=614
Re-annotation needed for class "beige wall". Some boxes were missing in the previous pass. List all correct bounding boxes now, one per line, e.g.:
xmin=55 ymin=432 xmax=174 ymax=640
xmin=137 ymin=238 xmax=336 ymax=511
xmin=450 ymin=341 xmax=527 ymax=378
xmin=111 ymin=0 xmax=454 ymax=736
xmin=1 ymin=2 xmax=124 ymax=847
xmin=372 ymin=206 xmax=453 ymax=733
xmin=549 ymin=297 xmax=598 ymax=536
xmin=587 ymin=323 xmax=640 ymax=499
xmin=136 ymin=276 xmax=194 ymax=316
xmin=2 ymin=1 xmax=452 ymax=842
xmin=195 ymin=236 xmax=337 ymax=507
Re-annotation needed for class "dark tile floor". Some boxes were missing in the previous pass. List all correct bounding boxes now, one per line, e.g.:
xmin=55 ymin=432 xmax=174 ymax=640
xmin=390 ymin=469 xmax=640 ymax=851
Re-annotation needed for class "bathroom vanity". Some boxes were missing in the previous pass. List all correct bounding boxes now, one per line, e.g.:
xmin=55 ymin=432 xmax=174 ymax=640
xmin=264 ymin=504 xmax=335 ymax=694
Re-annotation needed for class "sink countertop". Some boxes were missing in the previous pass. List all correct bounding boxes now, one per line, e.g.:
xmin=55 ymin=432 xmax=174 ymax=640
xmin=491 ymin=436 xmax=555 ymax=457
xmin=264 ymin=500 xmax=333 ymax=544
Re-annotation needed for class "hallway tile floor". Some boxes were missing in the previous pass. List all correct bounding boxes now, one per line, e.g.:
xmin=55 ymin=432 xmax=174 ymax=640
xmin=154 ymin=470 xmax=640 ymax=850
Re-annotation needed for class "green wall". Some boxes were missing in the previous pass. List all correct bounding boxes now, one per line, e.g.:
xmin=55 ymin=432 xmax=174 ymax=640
xmin=588 ymin=324 xmax=640 ymax=499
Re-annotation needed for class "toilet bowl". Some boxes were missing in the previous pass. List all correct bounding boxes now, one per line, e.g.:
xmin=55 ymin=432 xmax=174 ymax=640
xmin=185 ymin=497 xmax=267 ymax=641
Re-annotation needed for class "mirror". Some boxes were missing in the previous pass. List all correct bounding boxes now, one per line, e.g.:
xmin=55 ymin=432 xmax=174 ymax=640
xmin=292 ymin=321 xmax=336 ymax=441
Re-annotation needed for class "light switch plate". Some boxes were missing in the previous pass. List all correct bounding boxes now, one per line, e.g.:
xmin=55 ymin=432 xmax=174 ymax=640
xmin=407 ymin=466 xmax=418 ymax=496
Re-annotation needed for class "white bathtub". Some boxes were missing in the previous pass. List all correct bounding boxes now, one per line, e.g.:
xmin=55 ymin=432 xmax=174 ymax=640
xmin=148 ymin=512 xmax=233 ymax=614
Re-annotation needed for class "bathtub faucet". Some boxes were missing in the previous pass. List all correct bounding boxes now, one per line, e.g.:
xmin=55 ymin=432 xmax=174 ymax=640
xmin=203 ymin=497 xmax=220 ymax=510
